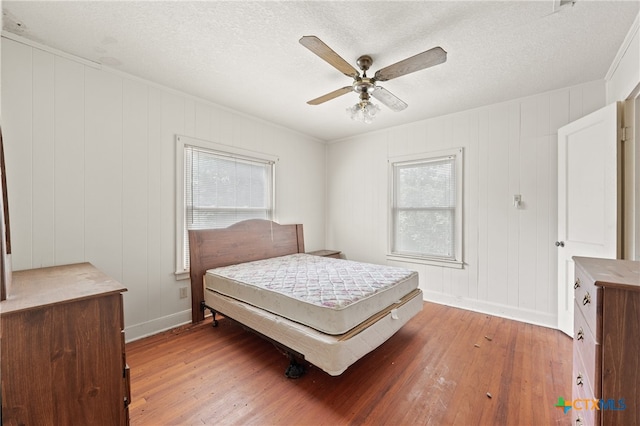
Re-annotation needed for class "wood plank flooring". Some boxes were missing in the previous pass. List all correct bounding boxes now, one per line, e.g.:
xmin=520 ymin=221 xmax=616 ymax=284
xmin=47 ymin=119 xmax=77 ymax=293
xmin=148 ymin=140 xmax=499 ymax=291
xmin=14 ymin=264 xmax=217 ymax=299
xmin=126 ymin=301 xmax=572 ymax=425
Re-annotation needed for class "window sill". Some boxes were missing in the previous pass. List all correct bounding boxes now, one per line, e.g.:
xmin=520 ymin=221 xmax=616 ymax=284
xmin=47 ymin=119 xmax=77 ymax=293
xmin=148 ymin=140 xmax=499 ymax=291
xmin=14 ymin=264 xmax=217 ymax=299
xmin=386 ymin=254 xmax=464 ymax=269
xmin=175 ymin=270 xmax=190 ymax=281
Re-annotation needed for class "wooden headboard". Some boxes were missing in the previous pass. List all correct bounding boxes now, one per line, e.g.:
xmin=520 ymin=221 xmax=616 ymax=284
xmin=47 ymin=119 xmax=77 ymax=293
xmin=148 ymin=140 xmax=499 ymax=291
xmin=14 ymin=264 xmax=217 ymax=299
xmin=188 ymin=219 xmax=305 ymax=323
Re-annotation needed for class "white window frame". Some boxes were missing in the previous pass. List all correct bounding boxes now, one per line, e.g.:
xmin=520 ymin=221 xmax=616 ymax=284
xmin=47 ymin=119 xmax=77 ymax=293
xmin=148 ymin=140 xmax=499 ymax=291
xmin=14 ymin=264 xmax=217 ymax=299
xmin=175 ymin=135 xmax=277 ymax=279
xmin=387 ymin=147 xmax=464 ymax=269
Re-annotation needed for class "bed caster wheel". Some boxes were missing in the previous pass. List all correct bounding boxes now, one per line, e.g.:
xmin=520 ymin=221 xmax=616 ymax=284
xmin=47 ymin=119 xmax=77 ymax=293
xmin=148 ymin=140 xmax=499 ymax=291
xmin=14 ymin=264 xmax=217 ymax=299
xmin=212 ymin=319 xmax=219 ymax=327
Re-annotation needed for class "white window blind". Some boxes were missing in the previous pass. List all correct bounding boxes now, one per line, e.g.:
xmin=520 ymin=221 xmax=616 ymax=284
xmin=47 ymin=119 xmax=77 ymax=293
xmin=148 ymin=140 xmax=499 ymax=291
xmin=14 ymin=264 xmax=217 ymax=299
xmin=389 ymin=148 xmax=463 ymax=267
xmin=178 ymin=140 xmax=275 ymax=273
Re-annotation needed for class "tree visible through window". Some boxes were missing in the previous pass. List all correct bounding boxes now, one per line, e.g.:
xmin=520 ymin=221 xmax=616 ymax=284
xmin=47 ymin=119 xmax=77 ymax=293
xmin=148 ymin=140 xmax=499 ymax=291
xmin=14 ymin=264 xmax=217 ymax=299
xmin=390 ymin=148 xmax=463 ymax=266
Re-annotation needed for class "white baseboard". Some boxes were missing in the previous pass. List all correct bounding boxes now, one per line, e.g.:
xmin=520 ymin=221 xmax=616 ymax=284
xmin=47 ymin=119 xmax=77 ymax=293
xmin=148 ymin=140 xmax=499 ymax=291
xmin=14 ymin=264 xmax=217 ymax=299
xmin=422 ymin=290 xmax=558 ymax=330
xmin=124 ymin=309 xmax=192 ymax=343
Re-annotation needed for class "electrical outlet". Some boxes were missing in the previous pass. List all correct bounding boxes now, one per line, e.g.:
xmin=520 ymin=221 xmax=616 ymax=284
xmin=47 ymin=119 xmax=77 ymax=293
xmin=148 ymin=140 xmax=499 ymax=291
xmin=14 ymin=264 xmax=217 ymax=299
xmin=179 ymin=287 xmax=188 ymax=299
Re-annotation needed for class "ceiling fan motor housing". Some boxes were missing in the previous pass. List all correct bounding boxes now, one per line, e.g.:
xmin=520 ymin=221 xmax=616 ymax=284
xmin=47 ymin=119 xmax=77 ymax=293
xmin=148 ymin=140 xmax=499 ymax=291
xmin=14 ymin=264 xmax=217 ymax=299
xmin=353 ymin=77 xmax=376 ymax=99
xmin=354 ymin=55 xmax=376 ymax=99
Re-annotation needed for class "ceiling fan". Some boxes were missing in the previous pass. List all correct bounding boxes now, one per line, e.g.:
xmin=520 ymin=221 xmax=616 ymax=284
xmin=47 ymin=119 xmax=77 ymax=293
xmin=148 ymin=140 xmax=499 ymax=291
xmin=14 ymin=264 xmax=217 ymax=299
xmin=299 ymin=35 xmax=447 ymax=122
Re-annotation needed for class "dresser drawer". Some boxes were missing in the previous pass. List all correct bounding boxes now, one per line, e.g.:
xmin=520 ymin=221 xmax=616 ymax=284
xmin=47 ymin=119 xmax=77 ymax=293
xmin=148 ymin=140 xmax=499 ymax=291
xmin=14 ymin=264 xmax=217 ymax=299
xmin=573 ymin=300 xmax=601 ymax=397
xmin=572 ymin=347 xmax=599 ymax=426
xmin=574 ymin=265 xmax=602 ymax=341
xmin=572 ymin=375 xmax=598 ymax=426
xmin=573 ymin=343 xmax=595 ymax=401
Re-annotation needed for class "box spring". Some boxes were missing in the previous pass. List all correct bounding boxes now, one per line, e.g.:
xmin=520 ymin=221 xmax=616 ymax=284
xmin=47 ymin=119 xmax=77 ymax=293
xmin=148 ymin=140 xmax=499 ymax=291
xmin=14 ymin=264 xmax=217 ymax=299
xmin=204 ymin=287 xmax=423 ymax=376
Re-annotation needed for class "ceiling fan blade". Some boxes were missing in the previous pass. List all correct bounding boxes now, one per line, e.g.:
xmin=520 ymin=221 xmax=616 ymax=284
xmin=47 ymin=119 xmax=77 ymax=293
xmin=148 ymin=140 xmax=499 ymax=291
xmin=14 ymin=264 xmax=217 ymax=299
xmin=374 ymin=47 xmax=447 ymax=82
xmin=299 ymin=36 xmax=360 ymax=79
xmin=307 ymin=86 xmax=354 ymax=105
xmin=371 ymin=86 xmax=408 ymax=111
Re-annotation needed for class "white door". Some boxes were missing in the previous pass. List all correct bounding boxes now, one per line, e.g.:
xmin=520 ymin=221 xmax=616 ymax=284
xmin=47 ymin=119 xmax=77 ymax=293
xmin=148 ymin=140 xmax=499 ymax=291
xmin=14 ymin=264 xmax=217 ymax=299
xmin=557 ymin=102 xmax=618 ymax=336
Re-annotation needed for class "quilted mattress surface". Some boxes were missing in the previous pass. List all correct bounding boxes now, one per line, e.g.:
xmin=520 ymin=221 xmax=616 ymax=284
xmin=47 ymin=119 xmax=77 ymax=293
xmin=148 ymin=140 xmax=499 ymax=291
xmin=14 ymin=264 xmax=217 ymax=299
xmin=205 ymin=253 xmax=418 ymax=334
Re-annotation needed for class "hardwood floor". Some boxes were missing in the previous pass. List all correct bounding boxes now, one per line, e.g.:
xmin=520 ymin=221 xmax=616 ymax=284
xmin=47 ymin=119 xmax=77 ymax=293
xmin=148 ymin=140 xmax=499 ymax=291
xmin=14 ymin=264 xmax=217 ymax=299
xmin=126 ymin=301 xmax=572 ymax=425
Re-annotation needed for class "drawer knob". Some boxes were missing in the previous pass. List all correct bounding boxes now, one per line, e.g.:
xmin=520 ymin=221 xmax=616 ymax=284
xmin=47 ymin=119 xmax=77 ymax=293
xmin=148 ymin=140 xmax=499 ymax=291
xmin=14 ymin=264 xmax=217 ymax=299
xmin=576 ymin=373 xmax=583 ymax=386
xmin=582 ymin=292 xmax=591 ymax=306
xmin=576 ymin=328 xmax=584 ymax=341
xmin=574 ymin=278 xmax=581 ymax=289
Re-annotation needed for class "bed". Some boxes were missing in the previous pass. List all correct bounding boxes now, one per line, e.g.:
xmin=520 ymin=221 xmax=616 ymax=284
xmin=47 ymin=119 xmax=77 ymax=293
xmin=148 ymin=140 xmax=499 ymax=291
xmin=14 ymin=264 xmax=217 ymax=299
xmin=188 ymin=219 xmax=422 ymax=377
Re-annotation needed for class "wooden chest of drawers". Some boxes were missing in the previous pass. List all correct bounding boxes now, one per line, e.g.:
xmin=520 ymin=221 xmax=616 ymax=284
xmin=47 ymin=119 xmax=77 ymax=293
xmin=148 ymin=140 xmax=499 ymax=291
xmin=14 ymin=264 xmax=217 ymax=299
xmin=572 ymin=257 xmax=640 ymax=426
xmin=1 ymin=263 xmax=130 ymax=425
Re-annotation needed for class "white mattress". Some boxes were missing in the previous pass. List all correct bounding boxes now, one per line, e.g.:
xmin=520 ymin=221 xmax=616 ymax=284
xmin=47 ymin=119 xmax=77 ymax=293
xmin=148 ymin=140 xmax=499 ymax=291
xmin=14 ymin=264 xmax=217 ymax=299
xmin=204 ymin=287 xmax=423 ymax=376
xmin=204 ymin=253 xmax=419 ymax=335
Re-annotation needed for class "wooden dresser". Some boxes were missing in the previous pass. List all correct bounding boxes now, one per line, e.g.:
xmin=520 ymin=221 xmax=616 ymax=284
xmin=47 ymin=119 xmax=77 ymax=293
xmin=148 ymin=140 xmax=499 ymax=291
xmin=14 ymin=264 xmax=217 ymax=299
xmin=1 ymin=263 xmax=130 ymax=425
xmin=307 ymin=249 xmax=342 ymax=259
xmin=572 ymin=257 xmax=640 ymax=426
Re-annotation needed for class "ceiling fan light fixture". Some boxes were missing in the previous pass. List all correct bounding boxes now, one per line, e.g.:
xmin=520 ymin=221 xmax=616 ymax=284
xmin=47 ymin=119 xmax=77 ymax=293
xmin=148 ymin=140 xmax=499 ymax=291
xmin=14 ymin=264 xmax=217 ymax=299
xmin=347 ymin=100 xmax=380 ymax=124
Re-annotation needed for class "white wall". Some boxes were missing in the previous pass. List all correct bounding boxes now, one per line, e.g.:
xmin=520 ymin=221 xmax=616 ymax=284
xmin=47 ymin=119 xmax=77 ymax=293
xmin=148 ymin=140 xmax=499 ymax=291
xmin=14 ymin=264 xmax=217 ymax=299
xmin=0 ymin=1 xmax=2 ymax=120
xmin=3 ymin=14 xmax=635 ymax=337
xmin=326 ymin=81 xmax=606 ymax=328
xmin=1 ymin=37 xmax=327 ymax=340
xmin=606 ymin=13 xmax=639 ymax=105
xmin=606 ymin=12 xmax=640 ymax=261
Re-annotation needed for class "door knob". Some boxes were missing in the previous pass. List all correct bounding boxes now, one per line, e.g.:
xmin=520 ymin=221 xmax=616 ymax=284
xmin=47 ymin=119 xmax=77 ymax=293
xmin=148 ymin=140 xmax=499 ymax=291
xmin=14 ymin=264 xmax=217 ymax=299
xmin=555 ymin=241 xmax=565 ymax=247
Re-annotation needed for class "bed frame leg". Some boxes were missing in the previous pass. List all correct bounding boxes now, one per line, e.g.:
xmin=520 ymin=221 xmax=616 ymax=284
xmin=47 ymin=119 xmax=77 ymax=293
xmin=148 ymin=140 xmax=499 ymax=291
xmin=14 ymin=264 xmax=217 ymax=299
xmin=201 ymin=301 xmax=219 ymax=327
xmin=285 ymin=354 xmax=305 ymax=379
xmin=210 ymin=310 xmax=219 ymax=327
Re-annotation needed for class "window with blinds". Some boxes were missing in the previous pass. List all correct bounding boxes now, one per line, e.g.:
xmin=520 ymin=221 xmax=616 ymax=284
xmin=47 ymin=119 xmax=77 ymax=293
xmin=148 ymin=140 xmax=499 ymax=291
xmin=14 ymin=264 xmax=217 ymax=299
xmin=389 ymin=148 xmax=463 ymax=267
xmin=176 ymin=136 xmax=275 ymax=275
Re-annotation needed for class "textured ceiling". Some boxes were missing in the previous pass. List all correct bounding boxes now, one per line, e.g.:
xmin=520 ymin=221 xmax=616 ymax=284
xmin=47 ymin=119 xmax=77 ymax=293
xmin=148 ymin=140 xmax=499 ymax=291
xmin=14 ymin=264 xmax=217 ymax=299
xmin=2 ymin=1 xmax=639 ymax=142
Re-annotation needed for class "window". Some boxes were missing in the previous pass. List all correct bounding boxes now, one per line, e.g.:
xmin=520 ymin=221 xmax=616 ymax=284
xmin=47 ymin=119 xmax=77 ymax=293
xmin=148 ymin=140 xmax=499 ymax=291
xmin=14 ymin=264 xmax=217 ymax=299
xmin=389 ymin=147 xmax=463 ymax=268
xmin=176 ymin=135 xmax=276 ymax=277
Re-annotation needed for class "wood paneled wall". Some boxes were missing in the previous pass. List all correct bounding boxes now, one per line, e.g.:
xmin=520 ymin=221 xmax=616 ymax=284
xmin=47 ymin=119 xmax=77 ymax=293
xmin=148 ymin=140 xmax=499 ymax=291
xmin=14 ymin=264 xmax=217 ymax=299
xmin=1 ymin=38 xmax=326 ymax=340
xmin=325 ymin=81 xmax=606 ymax=327
xmin=1 ymin=33 xmax=618 ymax=334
